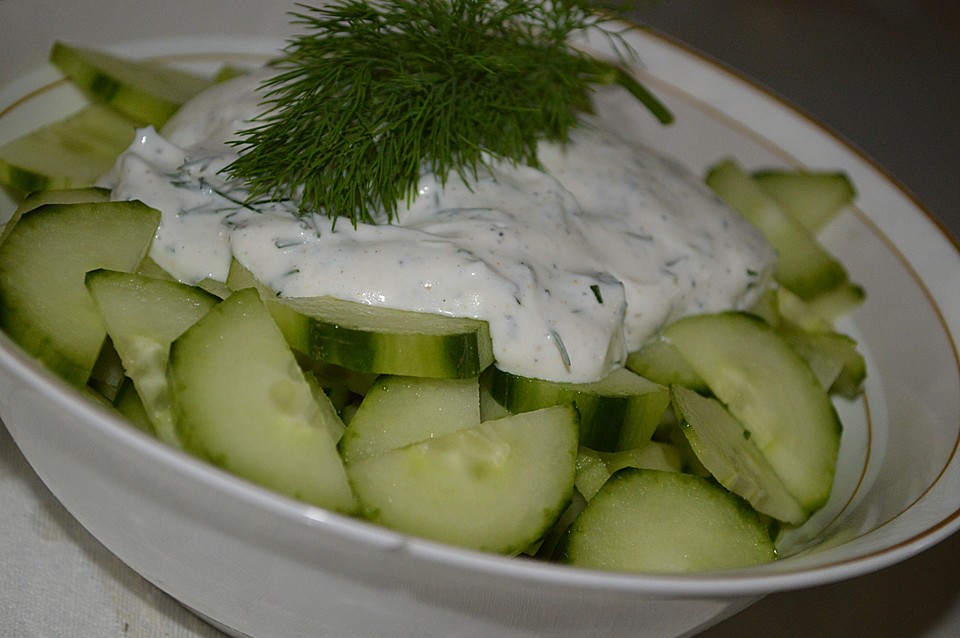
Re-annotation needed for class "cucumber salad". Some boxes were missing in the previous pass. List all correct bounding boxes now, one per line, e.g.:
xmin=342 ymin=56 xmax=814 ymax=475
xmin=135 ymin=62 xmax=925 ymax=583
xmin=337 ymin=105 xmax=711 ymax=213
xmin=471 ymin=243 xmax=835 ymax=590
xmin=0 ymin=3 xmax=866 ymax=574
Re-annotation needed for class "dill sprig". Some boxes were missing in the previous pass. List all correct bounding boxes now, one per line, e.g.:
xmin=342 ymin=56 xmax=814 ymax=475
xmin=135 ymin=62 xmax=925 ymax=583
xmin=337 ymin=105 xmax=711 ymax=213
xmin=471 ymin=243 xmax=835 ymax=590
xmin=224 ymin=0 xmax=672 ymax=226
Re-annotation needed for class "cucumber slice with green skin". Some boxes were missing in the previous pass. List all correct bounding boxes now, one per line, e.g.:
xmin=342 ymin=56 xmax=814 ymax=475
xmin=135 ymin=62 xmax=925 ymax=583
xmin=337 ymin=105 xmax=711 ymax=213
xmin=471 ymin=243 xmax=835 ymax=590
xmin=753 ymin=169 xmax=856 ymax=234
xmin=527 ymin=489 xmax=588 ymax=561
xmin=829 ymin=347 xmax=868 ymax=399
xmin=0 ymin=200 xmax=160 ymax=386
xmin=706 ymin=159 xmax=850 ymax=301
xmin=135 ymin=255 xmax=178 ymax=282
xmin=625 ymin=337 xmax=707 ymax=393
xmin=2 ymin=187 xmax=111 ymax=245
xmin=347 ymin=403 xmax=578 ymax=554
xmin=810 ymin=282 xmax=866 ymax=320
xmin=479 ymin=384 xmax=512 ymax=421
xmin=14 ymin=191 xmax=123 ymax=397
xmin=113 ymin=377 xmax=155 ymax=435
xmin=303 ymin=370 xmax=348 ymax=444
xmin=573 ymin=451 xmax=610 ymax=502
xmin=298 ymin=356 xmax=377 ymax=416
xmin=662 ymin=312 xmax=841 ymax=514
xmin=10 ymin=186 xmax=111 ymax=217
xmin=81 ymin=383 xmax=120 ymax=411
xmin=226 ymin=259 xmax=315 ymax=345
xmin=779 ymin=282 xmax=866 ymax=328
xmin=226 ymin=258 xmax=494 ymax=379
xmin=575 ymin=442 xmax=684 ymax=501
xmin=168 ymin=288 xmax=356 ymax=513
xmin=746 ymin=287 xmax=781 ymax=326
xmin=484 ymin=366 xmax=669 ymax=452
xmin=653 ymin=417 xmax=712 ymax=478
xmin=87 ymin=337 xmax=127 ymax=403
xmin=274 ymin=295 xmax=494 ymax=379
xmin=0 ymin=104 xmax=136 ymax=197
xmin=671 ymin=385 xmax=806 ymax=524
xmin=779 ymin=325 xmax=866 ymax=397
xmin=224 ymin=256 xmax=263 ymax=290
xmin=85 ymin=269 xmax=220 ymax=447
xmin=339 ymin=374 xmax=481 ymax=464
xmin=195 ymin=278 xmax=233 ymax=300
xmin=758 ymin=285 xmax=866 ymax=397
xmin=50 ymin=42 xmax=214 ymax=128
xmin=559 ymin=468 xmax=776 ymax=573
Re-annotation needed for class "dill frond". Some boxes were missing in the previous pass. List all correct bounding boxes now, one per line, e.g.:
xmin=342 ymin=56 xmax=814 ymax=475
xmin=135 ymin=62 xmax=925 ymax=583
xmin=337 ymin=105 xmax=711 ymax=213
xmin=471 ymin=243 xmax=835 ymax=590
xmin=224 ymin=0 xmax=671 ymax=226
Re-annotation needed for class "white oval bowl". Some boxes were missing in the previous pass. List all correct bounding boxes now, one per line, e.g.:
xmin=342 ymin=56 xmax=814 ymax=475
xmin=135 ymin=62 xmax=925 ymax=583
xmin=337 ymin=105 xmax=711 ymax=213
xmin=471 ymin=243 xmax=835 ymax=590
xmin=2 ymin=2 xmax=960 ymax=636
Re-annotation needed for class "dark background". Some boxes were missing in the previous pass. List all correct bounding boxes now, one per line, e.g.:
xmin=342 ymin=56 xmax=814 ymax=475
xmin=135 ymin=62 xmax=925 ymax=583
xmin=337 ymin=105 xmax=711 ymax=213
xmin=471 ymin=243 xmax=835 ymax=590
xmin=626 ymin=0 xmax=960 ymax=238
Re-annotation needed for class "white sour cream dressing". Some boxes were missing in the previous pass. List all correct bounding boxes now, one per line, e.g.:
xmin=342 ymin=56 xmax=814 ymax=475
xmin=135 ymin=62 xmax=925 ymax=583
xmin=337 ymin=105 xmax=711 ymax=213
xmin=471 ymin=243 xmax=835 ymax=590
xmin=107 ymin=73 xmax=775 ymax=383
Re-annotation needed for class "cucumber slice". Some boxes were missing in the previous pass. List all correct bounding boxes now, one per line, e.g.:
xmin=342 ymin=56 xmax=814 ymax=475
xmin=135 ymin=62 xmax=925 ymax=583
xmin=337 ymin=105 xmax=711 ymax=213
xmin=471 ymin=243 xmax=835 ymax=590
xmin=778 ymin=283 xmax=866 ymax=328
xmin=274 ymin=295 xmax=494 ymax=379
xmin=339 ymin=374 xmax=481 ymax=464
xmin=706 ymin=159 xmax=850 ymax=300
xmin=0 ymin=104 xmax=135 ymax=196
xmin=574 ymin=442 xmax=684 ymax=501
xmin=224 ymin=256 xmax=264 ymax=290
xmin=135 ymin=255 xmax=178 ymax=282
xmin=652 ymin=416 xmax=712 ymax=478
xmin=573 ymin=449 xmax=611 ymax=501
xmin=0 ymin=200 xmax=160 ymax=386
xmin=85 ymin=269 xmax=220 ymax=446
xmin=2 ymin=187 xmax=111 ymax=246
xmin=87 ymin=337 xmax=126 ymax=403
xmin=50 ymin=42 xmax=214 ymax=127
xmin=302 ymin=358 xmax=377 ymax=400
xmin=663 ymin=312 xmax=841 ymax=514
xmin=829 ymin=347 xmax=868 ymax=400
xmin=347 ymin=404 xmax=578 ymax=554
xmin=168 ymin=288 xmax=356 ymax=513
xmin=773 ymin=284 xmax=867 ymax=396
xmin=226 ymin=259 xmax=494 ymax=379
xmin=809 ymin=282 xmax=866 ymax=320
xmin=484 ymin=366 xmax=669 ymax=452
xmin=80 ymin=383 xmax=116 ymax=410
xmin=225 ymin=258 xmax=310 ymax=340
xmin=745 ymin=287 xmax=781 ymax=326
xmin=753 ymin=169 xmax=856 ymax=234
xmin=527 ymin=489 xmax=588 ymax=560
xmin=625 ymin=337 xmax=707 ymax=393
xmin=303 ymin=370 xmax=348 ymax=444
xmin=671 ymin=385 xmax=806 ymax=524
xmin=13 ymin=186 xmax=111 ymax=212
xmin=479 ymin=384 xmax=512 ymax=421
xmin=113 ymin=377 xmax=155 ymax=435
xmin=559 ymin=468 xmax=776 ymax=573
xmin=778 ymin=325 xmax=866 ymax=397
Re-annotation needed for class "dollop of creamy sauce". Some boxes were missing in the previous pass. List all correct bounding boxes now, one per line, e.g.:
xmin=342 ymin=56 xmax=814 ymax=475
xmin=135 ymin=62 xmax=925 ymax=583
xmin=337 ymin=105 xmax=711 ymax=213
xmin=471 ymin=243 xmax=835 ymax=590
xmin=107 ymin=72 xmax=775 ymax=383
